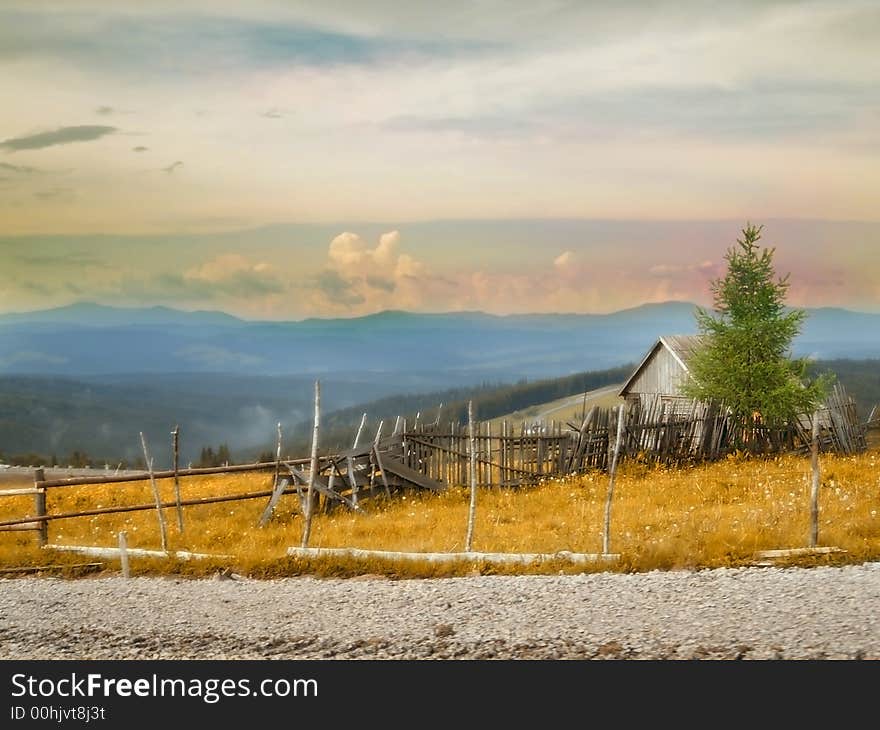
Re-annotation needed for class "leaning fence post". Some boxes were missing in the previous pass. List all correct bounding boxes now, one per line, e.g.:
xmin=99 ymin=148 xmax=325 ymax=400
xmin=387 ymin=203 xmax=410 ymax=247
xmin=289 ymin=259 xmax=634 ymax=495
xmin=809 ymin=410 xmax=821 ymax=548
xmin=349 ymin=412 xmax=367 ymax=507
xmin=603 ymin=404 xmax=625 ymax=555
xmin=465 ymin=401 xmax=477 ymax=552
xmin=140 ymin=432 xmax=169 ymax=553
xmin=301 ymin=380 xmax=321 ymax=548
xmin=33 ymin=467 xmax=48 ymax=547
xmin=171 ymin=425 xmax=184 ymax=533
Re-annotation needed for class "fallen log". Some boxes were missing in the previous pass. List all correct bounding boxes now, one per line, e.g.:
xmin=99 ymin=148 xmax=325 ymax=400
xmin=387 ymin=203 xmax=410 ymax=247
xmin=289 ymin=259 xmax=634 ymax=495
xmin=287 ymin=546 xmax=619 ymax=566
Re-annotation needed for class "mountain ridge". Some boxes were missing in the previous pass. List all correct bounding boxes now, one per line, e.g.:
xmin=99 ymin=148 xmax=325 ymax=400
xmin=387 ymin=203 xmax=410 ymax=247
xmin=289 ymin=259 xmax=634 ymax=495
xmin=5 ymin=298 xmax=878 ymax=327
xmin=1 ymin=300 xmax=878 ymax=379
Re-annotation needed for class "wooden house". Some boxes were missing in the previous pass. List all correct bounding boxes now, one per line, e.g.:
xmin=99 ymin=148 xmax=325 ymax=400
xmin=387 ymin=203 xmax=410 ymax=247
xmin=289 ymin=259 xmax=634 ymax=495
xmin=618 ymin=335 xmax=703 ymax=416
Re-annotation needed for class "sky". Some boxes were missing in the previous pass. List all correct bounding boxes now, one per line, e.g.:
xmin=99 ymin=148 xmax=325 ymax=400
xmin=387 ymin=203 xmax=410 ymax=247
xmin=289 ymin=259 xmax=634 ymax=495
xmin=1 ymin=0 xmax=878 ymax=319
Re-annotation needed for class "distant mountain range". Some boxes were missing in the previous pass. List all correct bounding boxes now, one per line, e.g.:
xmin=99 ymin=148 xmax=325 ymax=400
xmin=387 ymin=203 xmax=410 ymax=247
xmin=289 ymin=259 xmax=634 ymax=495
xmin=1 ymin=300 xmax=878 ymax=463
xmin=2 ymin=300 xmax=878 ymax=381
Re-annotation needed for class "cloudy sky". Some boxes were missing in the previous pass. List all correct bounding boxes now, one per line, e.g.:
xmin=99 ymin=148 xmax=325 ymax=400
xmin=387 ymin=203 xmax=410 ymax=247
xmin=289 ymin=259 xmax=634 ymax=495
xmin=1 ymin=0 xmax=878 ymax=318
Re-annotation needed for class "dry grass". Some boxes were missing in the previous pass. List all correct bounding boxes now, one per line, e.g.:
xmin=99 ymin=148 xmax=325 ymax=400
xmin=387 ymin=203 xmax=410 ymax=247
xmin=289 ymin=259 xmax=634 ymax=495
xmin=487 ymin=387 xmax=623 ymax=429
xmin=1 ymin=448 xmax=878 ymax=578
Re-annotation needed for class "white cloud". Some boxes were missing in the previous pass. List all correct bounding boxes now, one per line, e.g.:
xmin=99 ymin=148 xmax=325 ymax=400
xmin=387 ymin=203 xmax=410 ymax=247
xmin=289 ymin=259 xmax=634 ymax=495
xmin=314 ymin=230 xmax=441 ymax=313
xmin=649 ymin=260 xmax=716 ymax=277
xmin=553 ymin=250 xmax=575 ymax=269
xmin=185 ymin=253 xmax=272 ymax=282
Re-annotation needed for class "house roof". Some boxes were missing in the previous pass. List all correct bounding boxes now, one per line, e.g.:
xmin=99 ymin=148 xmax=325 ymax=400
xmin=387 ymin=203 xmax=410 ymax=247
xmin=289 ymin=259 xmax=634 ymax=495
xmin=618 ymin=334 xmax=704 ymax=397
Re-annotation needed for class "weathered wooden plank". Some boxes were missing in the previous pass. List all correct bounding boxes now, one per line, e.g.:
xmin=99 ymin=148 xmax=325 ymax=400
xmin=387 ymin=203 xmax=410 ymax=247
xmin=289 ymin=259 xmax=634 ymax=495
xmin=46 ymin=544 xmax=231 ymax=560
xmin=0 ymin=522 xmax=42 ymax=532
xmin=0 ymin=488 xmax=302 ymax=529
xmin=378 ymin=454 xmax=446 ymax=493
xmin=0 ymin=488 xmax=41 ymax=497
xmin=258 ymin=477 xmax=291 ymax=527
xmin=288 ymin=466 xmax=362 ymax=512
xmin=754 ymin=547 xmax=845 ymax=559
xmin=405 ymin=437 xmax=536 ymax=477
xmin=287 ymin=546 xmax=620 ymax=565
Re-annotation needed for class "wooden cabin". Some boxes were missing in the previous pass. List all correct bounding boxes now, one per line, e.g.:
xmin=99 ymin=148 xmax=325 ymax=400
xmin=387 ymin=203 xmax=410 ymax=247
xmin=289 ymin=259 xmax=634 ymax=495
xmin=618 ymin=335 xmax=703 ymax=416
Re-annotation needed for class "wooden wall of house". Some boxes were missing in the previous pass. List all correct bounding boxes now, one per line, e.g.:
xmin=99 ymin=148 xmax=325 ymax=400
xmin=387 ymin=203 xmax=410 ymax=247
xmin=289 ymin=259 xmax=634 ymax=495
xmin=624 ymin=344 xmax=689 ymax=398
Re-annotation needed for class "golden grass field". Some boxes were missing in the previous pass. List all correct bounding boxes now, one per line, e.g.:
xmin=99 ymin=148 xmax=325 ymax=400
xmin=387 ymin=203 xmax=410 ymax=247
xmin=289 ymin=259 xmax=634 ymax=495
xmin=2 ymin=443 xmax=878 ymax=579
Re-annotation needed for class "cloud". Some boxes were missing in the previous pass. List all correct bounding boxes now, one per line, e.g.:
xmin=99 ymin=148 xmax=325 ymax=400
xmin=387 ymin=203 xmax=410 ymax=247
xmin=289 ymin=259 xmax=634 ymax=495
xmin=328 ymin=230 xmax=429 ymax=283
xmin=0 ymin=10 xmax=493 ymax=77
xmin=315 ymin=270 xmax=366 ymax=307
xmin=0 ymin=162 xmax=39 ymax=174
xmin=384 ymin=115 xmax=537 ymax=139
xmin=11 ymin=250 xmax=111 ymax=268
xmin=649 ymin=260 xmax=716 ymax=277
xmin=0 ymin=125 xmax=117 ymax=151
xmin=365 ymin=275 xmax=396 ymax=292
xmin=309 ymin=230 xmax=443 ymax=313
xmin=171 ymin=253 xmax=285 ymax=298
xmin=161 ymin=160 xmax=183 ymax=173
xmin=132 ymin=146 xmax=149 ymax=152
xmin=261 ymin=109 xmax=283 ymax=118
xmin=95 ymin=106 xmax=115 ymax=116
xmin=553 ymin=250 xmax=575 ymax=269
xmin=185 ymin=253 xmax=268 ymax=283
xmin=33 ymin=187 xmax=74 ymax=201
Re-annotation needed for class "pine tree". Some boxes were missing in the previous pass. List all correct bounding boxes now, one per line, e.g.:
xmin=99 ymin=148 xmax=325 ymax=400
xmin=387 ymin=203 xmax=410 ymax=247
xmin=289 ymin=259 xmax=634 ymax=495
xmin=217 ymin=443 xmax=231 ymax=466
xmin=682 ymin=223 xmax=832 ymax=437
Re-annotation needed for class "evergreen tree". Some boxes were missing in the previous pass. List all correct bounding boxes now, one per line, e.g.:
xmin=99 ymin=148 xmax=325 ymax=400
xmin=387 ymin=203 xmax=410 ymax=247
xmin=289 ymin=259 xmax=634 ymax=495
xmin=682 ymin=223 xmax=832 ymax=436
xmin=217 ymin=443 xmax=231 ymax=466
xmin=198 ymin=446 xmax=215 ymax=467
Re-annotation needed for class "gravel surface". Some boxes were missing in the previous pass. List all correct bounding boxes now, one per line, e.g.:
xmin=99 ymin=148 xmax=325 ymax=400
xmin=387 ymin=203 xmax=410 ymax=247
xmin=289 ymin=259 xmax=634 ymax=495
xmin=2 ymin=564 xmax=879 ymax=659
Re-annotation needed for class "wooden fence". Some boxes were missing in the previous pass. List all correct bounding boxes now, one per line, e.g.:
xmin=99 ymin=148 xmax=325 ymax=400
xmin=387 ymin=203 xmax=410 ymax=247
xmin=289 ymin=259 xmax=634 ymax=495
xmin=0 ymin=383 xmax=870 ymax=546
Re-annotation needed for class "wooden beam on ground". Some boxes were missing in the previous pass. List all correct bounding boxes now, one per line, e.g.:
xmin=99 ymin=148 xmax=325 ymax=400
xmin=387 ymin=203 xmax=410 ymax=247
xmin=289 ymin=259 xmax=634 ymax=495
xmin=45 ymin=544 xmax=232 ymax=561
xmin=754 ymin=547 xmax=846 ymax=560
xmin=0 ymin=562 xmax=104 ymax=575
xmin=287 ymin=546 xmax=620 ymax=566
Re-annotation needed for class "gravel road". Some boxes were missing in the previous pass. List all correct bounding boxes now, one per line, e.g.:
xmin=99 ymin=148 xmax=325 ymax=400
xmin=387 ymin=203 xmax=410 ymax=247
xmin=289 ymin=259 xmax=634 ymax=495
xmin=2 ymin=563 xmax=879 ymax=659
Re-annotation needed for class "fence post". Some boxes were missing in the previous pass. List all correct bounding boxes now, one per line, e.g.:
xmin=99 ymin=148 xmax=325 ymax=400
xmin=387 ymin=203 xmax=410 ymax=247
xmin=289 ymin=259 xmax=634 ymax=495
xmin=273 ymin=421 xmax=283 ymax=489
xmin=465 ymin=401 xmax=477 ymax=552
xmin=33 ymin=467 xmax=48 ymax=547
xmin=140 ymin=432 xmax=169 ymax=553
xmin=118 ymin=531 xmax=131 ymax=579
xmin=809 ymin=410 xmax=821 ymax=548
xmin=171 ymin=425 xmax=184 ymax=533
xmin=301 ymin=380 xmax=321 ymax=548
xmin=603 ymin=404 xmax=625 ymax=555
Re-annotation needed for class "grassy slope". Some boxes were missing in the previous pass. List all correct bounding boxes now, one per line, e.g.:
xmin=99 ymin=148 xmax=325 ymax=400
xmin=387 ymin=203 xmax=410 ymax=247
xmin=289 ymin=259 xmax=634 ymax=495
xmin=487 ymin=385 xmax=624 ymax=429
xmin=2 ymin=447 xmax=878 ymax=577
